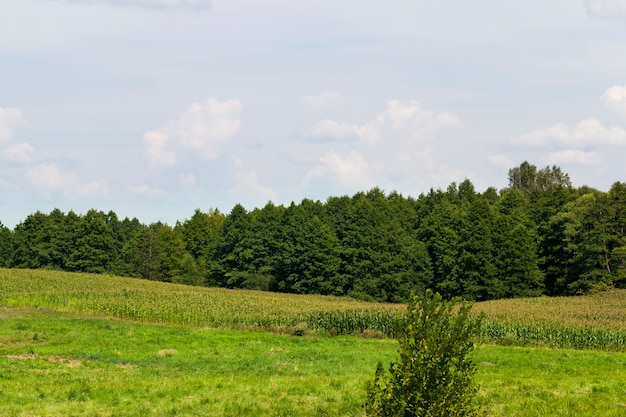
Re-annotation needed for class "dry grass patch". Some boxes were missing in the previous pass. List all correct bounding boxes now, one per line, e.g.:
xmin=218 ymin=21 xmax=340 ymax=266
xmin=157 ymin=348 xmax=177 ymax=357
xmin=7 ymin=353 xmax=38 ymax=360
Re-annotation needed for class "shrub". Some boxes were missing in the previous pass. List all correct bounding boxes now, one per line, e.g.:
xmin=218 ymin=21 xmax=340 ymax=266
xmin=366 ymin=290 xmax=482 ymax=417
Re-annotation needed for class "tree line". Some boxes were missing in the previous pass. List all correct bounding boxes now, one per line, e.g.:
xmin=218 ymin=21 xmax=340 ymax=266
xmin=1 ymin=161 xmax=625 ymax=302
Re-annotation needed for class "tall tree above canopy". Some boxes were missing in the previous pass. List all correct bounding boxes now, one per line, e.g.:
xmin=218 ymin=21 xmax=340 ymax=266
xmin=508 ymin=161 xmax=572 ymax=195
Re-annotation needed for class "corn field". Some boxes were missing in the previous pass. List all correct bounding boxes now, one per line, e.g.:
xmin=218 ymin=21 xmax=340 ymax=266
xmin=2 ymin=268 xmax=626 ymax=351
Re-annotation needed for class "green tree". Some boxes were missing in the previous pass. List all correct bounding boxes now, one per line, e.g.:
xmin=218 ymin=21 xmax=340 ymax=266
xmin=418 ymin=192 xmax=463 ymax=299
xmin=67 ymin=209 xmax=116 ymax=273
xmin=549 ymin=192 xmax=613 ymax=294
xmin=109 ymin=217 xmax=145 ymax=277
xmin=533 ymin=186 xmax=578 ymax=295
xmin=508 ymin=161 xmax=571 ymax=196
xmin=0 ymin=221 xmax=13 ymax=267
xmin=178 ymin=208 xmax=225 ymax=285
xmin=156 ymin=223 xmax=188 ymax=282
xmin=11 ymin=210 xmax=72 ymax=270
xmin=134 ymin=224 xmax=163 ymax=281
xmin=344 ymin=189 xmax=431 ymax=302
xmin=607 ymin=182 xmax=626 ymax=287
xmin=118 ymin=222 xmax=187 ymax=282
xmin=456 ymin=196 xmax=500 ymax=300
xmin=325 ymin=195 xmax=356 ymax=295
xmin=274 ymin=202 xmax=342 ymax=295
xmin=213 ymin=204 xmax=256 ymax=288
xmin=366 ymin=290 xmax=482 ymax=417
xmin=246 ymin=202 xmax=285 ymax=289
xmin=494 ymin=189 xmax=544 ymax=297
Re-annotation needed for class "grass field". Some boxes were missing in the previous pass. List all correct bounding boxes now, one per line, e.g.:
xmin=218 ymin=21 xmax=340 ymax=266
xmin=2 ymin=268 xmax=626 ymax=416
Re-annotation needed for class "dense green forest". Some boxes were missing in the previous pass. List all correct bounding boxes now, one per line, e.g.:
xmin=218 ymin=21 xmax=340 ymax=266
xmin=1 ymin=161 xmax=625 ymax=302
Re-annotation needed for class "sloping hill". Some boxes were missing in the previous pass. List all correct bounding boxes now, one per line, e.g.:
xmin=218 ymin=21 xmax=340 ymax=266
xmin=3 ymin=268 xmax=626 ymax=350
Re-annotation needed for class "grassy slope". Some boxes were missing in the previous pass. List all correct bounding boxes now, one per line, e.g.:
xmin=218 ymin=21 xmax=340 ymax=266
xmin=0 ymin=307 xmax=398 ymax=417
xmin=2 ymin=269 xmax=626 ymax=416
xmin=2 ymin=308 xmax=626 ymax=417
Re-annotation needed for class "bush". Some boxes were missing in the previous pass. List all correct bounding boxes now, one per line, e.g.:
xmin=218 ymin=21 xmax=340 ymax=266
xmin=366 ymin=290 xmax=482 ymax=417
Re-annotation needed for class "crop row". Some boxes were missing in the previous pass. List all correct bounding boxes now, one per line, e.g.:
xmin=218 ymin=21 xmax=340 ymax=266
xmin=2 ymin=268 xmax=626 ymax=350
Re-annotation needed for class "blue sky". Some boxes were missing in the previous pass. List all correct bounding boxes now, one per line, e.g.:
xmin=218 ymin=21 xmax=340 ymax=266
xmin=2 ymin=0 xmax=626 ymax=228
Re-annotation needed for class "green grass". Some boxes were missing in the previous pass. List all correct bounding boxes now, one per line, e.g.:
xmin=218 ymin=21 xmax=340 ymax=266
xmin=0 ymin=307 xmax=398 ymax=417
xmin=2 ymin=307 xmax=626 ymax=416
xmin=474 ymin=346 xmax=626 ymax=416
xmin=3 ymin=268 xmax=626 ymax=415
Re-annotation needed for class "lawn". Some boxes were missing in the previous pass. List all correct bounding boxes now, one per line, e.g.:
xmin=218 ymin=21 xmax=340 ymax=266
xmin=2 ymin=307 xmax=626 ymax=417
xmin=2 ymin=269 xmax=626 ymax=416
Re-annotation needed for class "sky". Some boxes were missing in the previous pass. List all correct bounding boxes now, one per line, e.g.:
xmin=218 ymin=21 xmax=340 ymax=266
xmin=2 ymin=0 xmax=626 ymax=228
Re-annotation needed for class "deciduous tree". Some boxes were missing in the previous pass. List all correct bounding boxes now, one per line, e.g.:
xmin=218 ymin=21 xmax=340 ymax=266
xmin=366 ymin=290 xmax=482 ymax=417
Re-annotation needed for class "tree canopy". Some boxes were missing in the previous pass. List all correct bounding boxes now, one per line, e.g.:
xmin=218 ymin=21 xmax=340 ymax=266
xmin=2 ymin=161 xmax=625 ymax=301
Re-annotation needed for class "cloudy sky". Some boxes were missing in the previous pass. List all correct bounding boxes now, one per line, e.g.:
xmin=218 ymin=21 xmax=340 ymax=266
xmin=2 ymin=0 xmax=626 ymax=227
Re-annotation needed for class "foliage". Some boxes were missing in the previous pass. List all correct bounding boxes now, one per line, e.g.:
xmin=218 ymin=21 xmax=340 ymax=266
xmin=0 ymin=221 xmax=13 ymax=267
xmin=3 ymin=163 xmax=626 ymax=302
xmin=366 ymin=290 xmax=482 ymax=417
xmin=67 ymin=209 xmax=117 ymax=273
xmin=507 ymin=161 xmax=572 ymax=196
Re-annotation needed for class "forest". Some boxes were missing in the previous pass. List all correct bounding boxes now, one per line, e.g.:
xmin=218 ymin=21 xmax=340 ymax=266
xmin=1 ymin=161 xmax=625 ymax=302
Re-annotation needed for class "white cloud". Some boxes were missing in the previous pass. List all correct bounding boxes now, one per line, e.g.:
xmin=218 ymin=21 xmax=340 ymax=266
xmin=25 ymin=164 xmax=73 ymax=195
xmin=310 ymin=119 xmax=358 ymax=141
xmin=584 ymin=0 xmax=626 ymax=19
xmin=143 ymin=131 xmax=177 ymax=167
xmin=60 ymin=0 xmax=211 ymax=11
xmin=306 ymin=150 xmax=375 ymax=189
xmin=25 ymin=163 xmax=109 ymax=198
xmin=303 ymin=92 xmax=341 ymax=109
xmin=513 ymin=119 xmax=626 ymax=148
xmin=355 ymin=100 xmax=461 ymax=146
xmin=510 ymin=116 xmax=626 ymax=170
xmin=176 ymin=99 xmax=242 ymax=158
xmin=487 ymin=154 xmax=514 ymax=169
xmin=143 ymin=97 xmax=242 ymax=167
xmin=230 ymin=171 xmax=278 ymax=202
xmin=545 ymin=150 xmax=601 ymax=165
xmin=0 ymin=178 xmax=12 ymax=189
xmin=68 ymin=181 xmax=110 ymax=198
xmin=601 ymin=85 xmax=626 ymax=117
xmin=128 ymin=184 xmax=165 ymax=197
xmin=178 ymin=173 xmax=196 ymax=187
xmin=305 ymin=100 xmax=462 ymax=190
xmin=0 ymin=107 xmax=24 ymax=143
xmin=2 ymin=143 xmax=34 ymax=163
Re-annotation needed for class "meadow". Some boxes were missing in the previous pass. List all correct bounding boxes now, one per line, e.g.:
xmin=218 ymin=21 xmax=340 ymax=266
xmin=2 ymin=268 xmax=626 ymax=416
